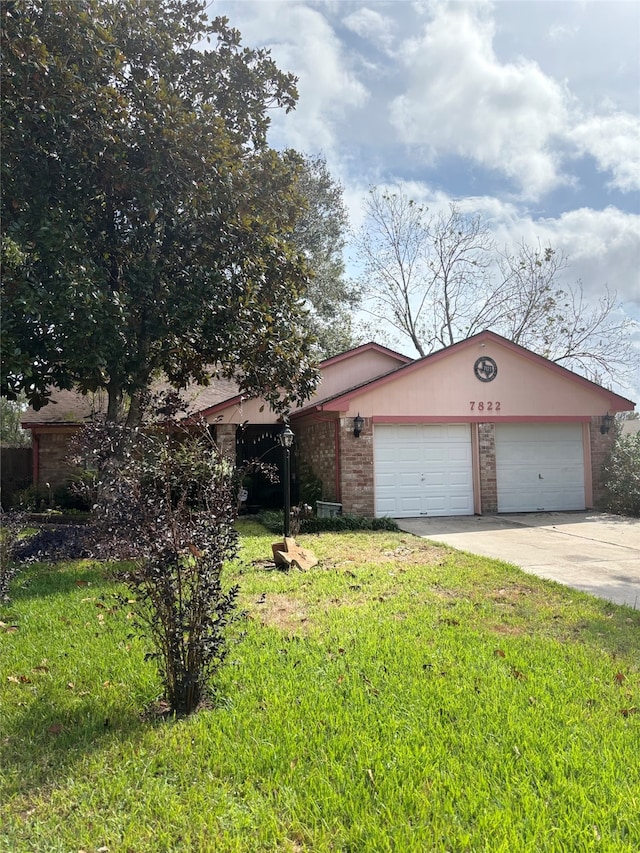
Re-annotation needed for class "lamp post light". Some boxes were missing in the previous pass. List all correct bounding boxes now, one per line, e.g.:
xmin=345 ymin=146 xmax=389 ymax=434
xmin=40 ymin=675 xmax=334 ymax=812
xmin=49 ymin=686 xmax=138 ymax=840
xmin=278 ymin=425 xmax=295 ymax=539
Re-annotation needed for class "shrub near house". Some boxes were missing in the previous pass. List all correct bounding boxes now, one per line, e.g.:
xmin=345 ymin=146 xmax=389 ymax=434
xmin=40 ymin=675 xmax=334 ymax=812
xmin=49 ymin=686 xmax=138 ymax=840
xmin=602 ymin=431 xmax=640 ymax=517
xmin=71 ymin=405 xmax=242 ymax=716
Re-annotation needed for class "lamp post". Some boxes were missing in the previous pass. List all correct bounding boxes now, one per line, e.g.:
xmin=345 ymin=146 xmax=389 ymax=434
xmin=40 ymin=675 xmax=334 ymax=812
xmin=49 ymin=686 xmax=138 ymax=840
xmin=278 ymin=425 xmax=294 ymax=539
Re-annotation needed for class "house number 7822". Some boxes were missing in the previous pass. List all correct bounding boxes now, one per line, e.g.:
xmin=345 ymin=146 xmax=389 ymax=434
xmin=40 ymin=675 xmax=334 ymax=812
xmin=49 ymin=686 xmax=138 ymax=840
xmin=470 ymin=401 xmax=501 ymax=412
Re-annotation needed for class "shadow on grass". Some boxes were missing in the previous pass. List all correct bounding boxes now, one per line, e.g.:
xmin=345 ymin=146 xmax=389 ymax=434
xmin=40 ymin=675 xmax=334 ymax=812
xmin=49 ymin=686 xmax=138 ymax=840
xmin=1 ymin=677 xmax=239 ymax=806
xmin=1 ymin=558 xmax=232 ymax=803
xmin=8 ymin=559 xmax=119 ymax=603
xmin=1 ymin=688 xmax=160 ymax=800
xmin=2 ymin=561 xmax=149 ymax=799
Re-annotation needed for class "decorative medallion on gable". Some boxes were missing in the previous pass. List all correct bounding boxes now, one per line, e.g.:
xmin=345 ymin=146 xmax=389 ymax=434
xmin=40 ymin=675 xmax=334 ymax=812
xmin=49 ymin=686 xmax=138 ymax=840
xmin=474 ymin=356 xmax=498 ymax=383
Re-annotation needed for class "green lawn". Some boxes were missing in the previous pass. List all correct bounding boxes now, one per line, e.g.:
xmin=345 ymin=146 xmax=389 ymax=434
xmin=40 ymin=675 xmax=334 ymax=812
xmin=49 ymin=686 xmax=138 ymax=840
xmin=1 ymin=520 xmax=639 ymax=852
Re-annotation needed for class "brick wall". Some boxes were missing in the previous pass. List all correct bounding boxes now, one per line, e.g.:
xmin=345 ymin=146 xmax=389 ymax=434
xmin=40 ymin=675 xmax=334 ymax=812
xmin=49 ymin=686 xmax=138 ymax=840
xmin=296 ymin=420 xmax=337 ymax=501
xmin=340 ymin=417 xmax=375 ymax=516
xmin=590 ymin=416 xmax=616 ymax=509
xmin=215 ymin=423 xmax=237 ymax=463
xmin=478 ymin=423 xmax=497 ymax=513
xmin=36 ymin=429 xmax=78 ymax=490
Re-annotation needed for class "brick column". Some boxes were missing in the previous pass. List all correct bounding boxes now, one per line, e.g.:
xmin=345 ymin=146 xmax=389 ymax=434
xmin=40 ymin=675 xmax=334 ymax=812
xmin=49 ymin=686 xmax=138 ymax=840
xmin=590 ymin=416 xmax=616 ymax=509
xmin=296 ymin=419 xmax=338 ymax=501
xmin=36 ymin=429 xmax=78 ymax=490
xmin=340 ymin=416 xmax=375 ymax=516
xmin=478 ymin=422 xmax=497 ymax=513
xmin=215 ymin=423 xmax=237 ymax=463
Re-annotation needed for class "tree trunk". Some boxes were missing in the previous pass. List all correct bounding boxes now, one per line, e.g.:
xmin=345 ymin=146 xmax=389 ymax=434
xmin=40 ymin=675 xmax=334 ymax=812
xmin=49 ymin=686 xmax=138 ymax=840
xmin=106 ymin=384 xmax=123 ymax=422
xmin=126 ymin=390 xmax=145 ymax=428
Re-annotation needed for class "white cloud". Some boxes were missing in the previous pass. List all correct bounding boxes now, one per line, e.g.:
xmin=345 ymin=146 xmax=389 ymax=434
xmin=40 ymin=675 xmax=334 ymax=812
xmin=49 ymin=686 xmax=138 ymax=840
xmin=569 ymin=113 xmax=640 ymax=192
xmin=389 ymin=3 xmax=570 ymax=199
xmin=533 ymin=207 xmax=640 ymax=305
xmin=482 ymin=204 xmax=640 ymax=306
xmin=342 ymin=7 xmax=396 ymax=53
xmin=213 ymin=0 xmax=639 ymax=397
xmin=548 ymin=23 xmax=578 ymax=42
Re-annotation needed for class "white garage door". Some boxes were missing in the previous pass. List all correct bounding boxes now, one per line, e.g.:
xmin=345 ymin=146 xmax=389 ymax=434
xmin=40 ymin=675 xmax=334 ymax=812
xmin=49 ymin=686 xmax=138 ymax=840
xmin=495 ymin=423 xmax=585 ymax=513
xmin=374 ymin=424 xmax=474 ymax=518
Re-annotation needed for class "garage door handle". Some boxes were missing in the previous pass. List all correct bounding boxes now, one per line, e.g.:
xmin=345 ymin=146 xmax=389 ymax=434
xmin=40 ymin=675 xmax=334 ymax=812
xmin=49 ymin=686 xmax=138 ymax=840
xmin=538 ymin=474 xmax=543 ymax=479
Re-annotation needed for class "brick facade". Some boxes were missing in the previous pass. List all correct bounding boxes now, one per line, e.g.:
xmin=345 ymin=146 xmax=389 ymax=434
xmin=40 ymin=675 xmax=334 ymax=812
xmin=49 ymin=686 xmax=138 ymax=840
xmin=23 ymin=332 xmax=634 ymax=518
xmin=296 ymin=419 xmax=338 ymax=502
xmin=29 ymin=415 xmax=622 ymax=518
xmin=35 ymin=429 xmax=77 ymax=490
xmin=478 ymin=422 xmax=497 ymax=513
xmin=339 ymin=417 xmax=375 ymax=516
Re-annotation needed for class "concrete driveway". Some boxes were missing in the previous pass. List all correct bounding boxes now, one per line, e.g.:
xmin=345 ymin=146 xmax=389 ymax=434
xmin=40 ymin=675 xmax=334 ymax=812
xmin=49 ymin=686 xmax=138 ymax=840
xmin=396 ymin=511 xmax=640 ymax=609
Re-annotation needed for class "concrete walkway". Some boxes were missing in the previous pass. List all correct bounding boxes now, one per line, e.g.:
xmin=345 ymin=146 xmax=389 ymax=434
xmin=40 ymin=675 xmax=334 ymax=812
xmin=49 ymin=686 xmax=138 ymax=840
xmin=396 ymin=511 xmax=640 ymax=609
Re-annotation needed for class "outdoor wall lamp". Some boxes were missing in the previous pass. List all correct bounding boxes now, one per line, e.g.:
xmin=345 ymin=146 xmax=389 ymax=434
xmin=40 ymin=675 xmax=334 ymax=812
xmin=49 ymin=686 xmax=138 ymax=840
xmin=600 ymin=413 xmax=614 ymax=435
xmin=353 ymin=413 xmax=364 ymax=438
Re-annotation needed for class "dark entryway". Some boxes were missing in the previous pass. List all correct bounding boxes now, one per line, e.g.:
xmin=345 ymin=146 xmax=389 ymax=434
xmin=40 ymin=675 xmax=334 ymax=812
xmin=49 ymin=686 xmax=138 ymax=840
xmin=235 ymin=425 xmax=298 ymax=511
xmin=1 ymin=446 xmax=32 ymax=508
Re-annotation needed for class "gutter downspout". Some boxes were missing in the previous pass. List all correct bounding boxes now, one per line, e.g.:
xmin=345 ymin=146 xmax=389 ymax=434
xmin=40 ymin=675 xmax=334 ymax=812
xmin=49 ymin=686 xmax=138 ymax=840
xmin=334 ymin=419 xmax=341 ymax=503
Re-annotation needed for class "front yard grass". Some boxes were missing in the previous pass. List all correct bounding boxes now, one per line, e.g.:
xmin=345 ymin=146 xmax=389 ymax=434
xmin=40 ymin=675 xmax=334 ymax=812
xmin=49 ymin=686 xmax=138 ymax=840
xmin=1 ymin=521 xmax=639 ymax=852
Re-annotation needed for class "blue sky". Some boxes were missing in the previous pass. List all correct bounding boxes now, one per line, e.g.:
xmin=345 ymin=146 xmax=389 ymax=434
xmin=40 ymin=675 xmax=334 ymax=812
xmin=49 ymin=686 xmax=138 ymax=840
xmin=212 ymin=0 xmax=640 ymax=400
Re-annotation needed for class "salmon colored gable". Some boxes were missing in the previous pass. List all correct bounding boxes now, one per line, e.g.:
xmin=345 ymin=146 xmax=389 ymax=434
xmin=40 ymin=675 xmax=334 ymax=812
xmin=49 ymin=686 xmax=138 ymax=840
xmin=310 ymin=343 xmax=410 ymax=407
xmin=301 ymin=331 xmax=635 ymax=421
xmin=198 ymin=342 xmax=411 ymax=425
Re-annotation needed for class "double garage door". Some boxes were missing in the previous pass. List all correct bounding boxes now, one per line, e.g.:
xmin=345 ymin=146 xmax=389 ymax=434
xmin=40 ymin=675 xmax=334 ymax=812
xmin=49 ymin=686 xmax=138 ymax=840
xmin=374 ymin=422 xmax=586 ymax=517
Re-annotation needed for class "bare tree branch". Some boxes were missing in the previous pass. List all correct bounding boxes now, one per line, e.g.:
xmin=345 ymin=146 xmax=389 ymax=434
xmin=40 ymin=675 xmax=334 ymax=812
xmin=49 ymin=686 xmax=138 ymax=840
xmin=354 ymin=186 xmax=638 ymax=386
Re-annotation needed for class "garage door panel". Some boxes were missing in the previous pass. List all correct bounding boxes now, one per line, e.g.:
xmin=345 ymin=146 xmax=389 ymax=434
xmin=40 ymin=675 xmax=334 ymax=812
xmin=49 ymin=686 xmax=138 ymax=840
xmin=399 ymin=496 xmax=423 ymax=513
xmin=398 ymin=471 xmax=422 ymax=488
xmin=422 ymin=448 xmax=447 ymax=463
xmin=374 ymin=425 xmax=474 ymax=518
xmin=376 ymin=497 xmax=398 ymax=515
xmin=496 ymin=424 xmax=585 ymax=513
xmin=424 ymin=497 xmax=448 ymax=514
xmin=449 ymin=470 xmax=472 ymax=487
xmin=447 ymin=447 xmax=471 ymax=463
xmin=396 ymin=446 xmax=420 ymax=462
xmin=450 ymin=495 xmax=474 ymax=512
xmin=424 ymin=472 xmax=445 ymax=487
xmin=502 ymin=445 xmax=582 ymax=467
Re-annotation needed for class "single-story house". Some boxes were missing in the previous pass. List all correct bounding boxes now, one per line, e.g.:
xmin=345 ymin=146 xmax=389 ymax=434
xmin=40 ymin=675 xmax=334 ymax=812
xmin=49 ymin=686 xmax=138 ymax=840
xmin=21 ymin=330 xmax=635 ymax=517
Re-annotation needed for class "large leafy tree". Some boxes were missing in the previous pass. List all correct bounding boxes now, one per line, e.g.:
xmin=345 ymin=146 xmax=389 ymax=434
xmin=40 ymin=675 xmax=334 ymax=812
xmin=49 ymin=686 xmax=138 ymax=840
xmin=355 ymin=187 xmax=637 ymax=384
xmin=1 ymin=0 xmax=320 ymax=423
xmin=292 ymin=154 xmax=359 ymax=358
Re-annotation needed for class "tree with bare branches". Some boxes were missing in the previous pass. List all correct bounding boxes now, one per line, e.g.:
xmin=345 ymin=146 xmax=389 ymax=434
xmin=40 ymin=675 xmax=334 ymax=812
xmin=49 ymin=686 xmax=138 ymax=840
xmin=355 ymin=187 xmax=637 ymax=384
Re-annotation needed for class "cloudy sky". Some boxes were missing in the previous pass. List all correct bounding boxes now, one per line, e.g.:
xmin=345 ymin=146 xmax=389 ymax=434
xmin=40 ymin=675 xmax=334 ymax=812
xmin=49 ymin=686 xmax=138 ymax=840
xmin=212 ymin=0 xmax=640 ymax=400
